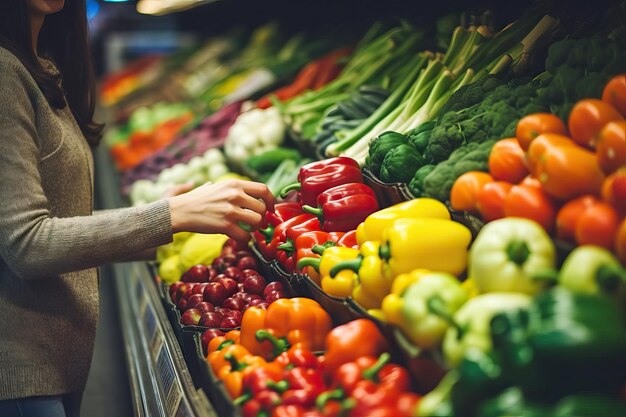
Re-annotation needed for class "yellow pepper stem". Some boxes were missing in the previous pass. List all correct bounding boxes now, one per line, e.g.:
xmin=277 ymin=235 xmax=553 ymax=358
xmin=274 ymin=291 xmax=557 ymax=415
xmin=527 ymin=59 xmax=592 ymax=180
xmin=329 ymin=257 xmax=363 ymax=277
xmin=312 ymin=242 xmax=336 ymax=255
xmin=297 ymin=257 xmax=321 ymax=272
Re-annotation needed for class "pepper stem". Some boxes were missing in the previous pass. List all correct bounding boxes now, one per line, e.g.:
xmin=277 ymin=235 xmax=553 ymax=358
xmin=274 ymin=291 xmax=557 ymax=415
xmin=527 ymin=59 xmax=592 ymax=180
xmin=277 ymin=240 xmax=295 ymax=256
xmin=279 ymin=182 xmax=301 ymax=199
xmin=255 ymin=329 xmax=291 ymax=358
xmin=312 ymin=241 xmax=336 ymax=256
xmin=302 ymin=205 xmax=324 ymax=218
xmin=507 ymin=241 xmax=530 ymax=266
xmin=223 ymin=352 xmax=248 ymax=371
xmin=315 ymin=388 xmax=345 ymax=410
xmin=427 ymin=296 xmax=465 ymax=339
xmin=362 ymin=352 xmax=391 ymax=382
xmin=378 ymin=242 xmax=391 ymax=261
xmin=531 ymin=268 xmax=559 ymax=285
xmin=297 ymin=257 xmax=321 ymax=272
xmin=258 ymin=225 xmax=274 ymax=242
xmin=233 ymin=393 xmax=251 ymax=406
xmin=266 ymin=380 xmax=289 ymax=393
xmin=329 ymin=257 xmax=362 ymax=278
xmin=217 ymin=340 xmax=235 ymax=351
xmin=238 ymin=221 xmax=252 ymax=232
xmin=596 ymin=264 xmax=626 ymax=293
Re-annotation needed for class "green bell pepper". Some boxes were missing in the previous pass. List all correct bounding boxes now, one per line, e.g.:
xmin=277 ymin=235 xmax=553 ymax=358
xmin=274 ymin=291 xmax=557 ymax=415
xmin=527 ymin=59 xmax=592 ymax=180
xmin=557 ymin=245 xmax=626 ymax=299
xmin=469 ymin=218 xmax=556 ymax=295
xmin=401 ymin=272 xmax=468 ymax=349
xmin=438 ymin=292 xmax=531 ymax=368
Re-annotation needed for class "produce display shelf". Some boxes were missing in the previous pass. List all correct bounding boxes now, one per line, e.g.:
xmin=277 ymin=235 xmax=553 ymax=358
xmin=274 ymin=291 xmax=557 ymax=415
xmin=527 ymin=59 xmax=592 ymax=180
xmin=113 ymin=261 xmax=216 ymax=417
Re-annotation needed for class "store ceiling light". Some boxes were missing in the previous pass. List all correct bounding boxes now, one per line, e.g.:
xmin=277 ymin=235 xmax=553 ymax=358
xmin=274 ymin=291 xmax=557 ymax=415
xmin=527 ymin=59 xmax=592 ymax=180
xmin=136 ymin=0 xmax=220 ymax=15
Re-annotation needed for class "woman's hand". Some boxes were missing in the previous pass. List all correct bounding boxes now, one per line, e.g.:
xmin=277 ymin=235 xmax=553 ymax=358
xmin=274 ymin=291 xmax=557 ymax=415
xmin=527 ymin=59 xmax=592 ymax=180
xmin=168 ymin=179 xmax=275 ymax=242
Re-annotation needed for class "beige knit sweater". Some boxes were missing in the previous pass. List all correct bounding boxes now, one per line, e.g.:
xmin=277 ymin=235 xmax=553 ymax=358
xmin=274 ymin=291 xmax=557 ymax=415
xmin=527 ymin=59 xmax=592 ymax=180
xmin=0 ymin=47 xmax=173 ymax=400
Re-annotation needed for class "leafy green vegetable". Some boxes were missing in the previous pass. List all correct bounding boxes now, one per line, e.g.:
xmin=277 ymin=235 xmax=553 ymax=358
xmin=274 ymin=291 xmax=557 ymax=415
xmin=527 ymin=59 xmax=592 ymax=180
xmin=380 ymin=144 xmax=426 ymax=183
xmin=423 ymin=140 xmax=496 ymax=201
xmin=408 ymin=164 xmax=437 ymax=197
xmin=366 ymin=131 xmax=408 ymax=177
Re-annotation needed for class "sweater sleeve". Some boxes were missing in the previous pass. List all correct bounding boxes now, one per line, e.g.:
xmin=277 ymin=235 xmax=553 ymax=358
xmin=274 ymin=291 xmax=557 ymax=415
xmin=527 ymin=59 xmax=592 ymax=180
xmin=0 ymin=57 xmax=173 ymax=280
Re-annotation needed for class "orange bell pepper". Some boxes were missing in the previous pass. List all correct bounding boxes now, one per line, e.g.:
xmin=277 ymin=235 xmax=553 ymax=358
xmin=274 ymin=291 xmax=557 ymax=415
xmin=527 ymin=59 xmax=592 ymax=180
xmin=217 ymin=351 xmax=267 ymax=399
xmin=208 ymin=343 xmax=253 ymax=375
xmin=239 ymin=298 xmax=332 ymax=360
xmin=207 ymin=329 xmax=241 ymax=355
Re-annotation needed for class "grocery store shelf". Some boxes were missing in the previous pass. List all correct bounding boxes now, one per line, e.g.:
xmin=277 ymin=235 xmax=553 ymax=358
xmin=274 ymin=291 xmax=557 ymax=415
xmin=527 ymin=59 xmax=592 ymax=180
xmin=113 ymin=261 xmax=216 ymax=417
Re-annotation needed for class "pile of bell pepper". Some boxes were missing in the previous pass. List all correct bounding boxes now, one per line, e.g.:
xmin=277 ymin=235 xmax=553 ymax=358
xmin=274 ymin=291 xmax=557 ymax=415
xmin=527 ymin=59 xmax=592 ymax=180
xmin=202 ymin=302 xmax=422 ymax=417
xmin=450 ymin=74 xmax=626 ymax=265
xmin=251 ymin=157 xmax=376 ymax=275
xmin=319 ymin=198 xmax=472 ymax=311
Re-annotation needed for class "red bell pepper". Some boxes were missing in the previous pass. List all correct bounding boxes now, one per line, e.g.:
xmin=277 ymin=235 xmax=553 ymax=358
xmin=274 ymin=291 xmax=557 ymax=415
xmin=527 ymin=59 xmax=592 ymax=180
xmin=333 ymin=353 xmax=411 ymax=394
xmin=280 ymin=367 xmax=326 ymax=408
xmin=292 ymin=231 xmax=345 ymax=283
xmin=324 ymin=318 xmax=389 ymax=371
xmin=253 ymin=225 xmax=275 ymax=260
xmin=253 ymin=202 xmax=304 ymax=258
xmin=280 ymin=157 xmax=363 ymax=207
xmin=276 ymin=217 xmax=321 ymax=273
xmin=267 ymin=213 xmax=316 ymax=262
xmin=337 ymin=229 xmax=358 ymax=249
xmin=271 ymin=405 xmax=307 ymax=417
xmin=274 ymin=345 xmax=321 ymax=370
xmin=266 ymin=202 xmax=304 ymax=227
xmin=302 ymin=183 xmax=379 ymax=232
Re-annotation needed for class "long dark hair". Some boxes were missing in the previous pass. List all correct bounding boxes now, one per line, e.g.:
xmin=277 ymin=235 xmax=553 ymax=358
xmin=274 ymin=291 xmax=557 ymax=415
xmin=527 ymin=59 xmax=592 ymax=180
xmin=0 ymin=0 xmax=103 ymax=146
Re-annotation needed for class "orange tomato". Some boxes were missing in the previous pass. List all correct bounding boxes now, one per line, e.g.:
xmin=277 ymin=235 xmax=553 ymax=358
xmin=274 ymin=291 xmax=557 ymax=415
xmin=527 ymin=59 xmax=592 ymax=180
xmin=488 ymin=138 xmax=530 ymax=183
xmin=596 ymin=120 xmax=626 ymax=175
xmin=450 ymin=171 xmax=494 ymax=213
xmin=615 ymin=218 xmax=626 ymax=265
xmin=601 ymin=167 xmax=626 ymax=214
xmin=515 ymin=113 xmax=567 ymax=151
xmin=555 ymin=195 xmax=600 ymax=242
xmin=602 ymin=74 xmax=626 ymax=117
xmin=504 ymin=184 xmax=556 ymax=232
xmin=575 ymin=202 xmax=620 ymax=249
xmin=476 ymin=181 xmax=513 ymax=222
xmin=567 ymin=98 xmax=624 ymax=149
xmin=519 ymin=175 xmax=542 ymax=189
xmin=526 ymin=133 xmax=576 ymax=175
xmin=535 ymin=144 xmax=605 ymax=201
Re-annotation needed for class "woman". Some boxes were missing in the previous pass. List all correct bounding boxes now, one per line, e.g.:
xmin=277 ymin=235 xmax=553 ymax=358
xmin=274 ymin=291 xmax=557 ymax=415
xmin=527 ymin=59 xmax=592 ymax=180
xmin=0 ymin=1 xmax=274 ymax=416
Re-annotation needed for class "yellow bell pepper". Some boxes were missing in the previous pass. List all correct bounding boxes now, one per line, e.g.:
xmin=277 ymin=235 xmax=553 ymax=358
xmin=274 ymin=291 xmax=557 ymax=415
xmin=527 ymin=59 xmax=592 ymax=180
xmin=298 ymin=246 xmax=360 ymax=298
xmin=461 ymin=278 xmax=479 ymax=299
xmin=381 ymin=218 xmax=471 ymax=278
xmin=381 ymin=269 xmax=431 ymax=325
xmin=367 ymin=309 xmax=386 ymax=322
xmin=351 ymin=280 xmax=381 ymax=310
xmin=357 ymin=198 xmax=451 ymax=245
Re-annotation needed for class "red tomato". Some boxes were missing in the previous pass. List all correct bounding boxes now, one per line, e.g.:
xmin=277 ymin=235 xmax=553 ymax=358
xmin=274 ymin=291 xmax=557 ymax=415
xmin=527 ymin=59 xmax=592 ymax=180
xmin=450 ymin=171 xmax=494 ymax=213
xmin=555 ymin=195 xmax=600 ymax=242
xmin=615 ymin=218 xmax=626 ymax=266
xmin=515 ymin=113 xmax=567 ymax=151
xmin=596 ymin=120 xmax=626 ymax=175
xmin=477 ymin=181 xmax=513 ymax=222
xmin=602 ymin=74 xmax=626 ymax=117
xmin=568 ymin=98 xmax=624 ymax=149
xmin=575 ymin=202 xmax=620 ymax=249
xmin=601 ymin=167 xmax=626 ymax=214
xmin=504 ymin=184 xmax=557 ymax=232
xmin=488 ymin=138 xmax=530 ymax=183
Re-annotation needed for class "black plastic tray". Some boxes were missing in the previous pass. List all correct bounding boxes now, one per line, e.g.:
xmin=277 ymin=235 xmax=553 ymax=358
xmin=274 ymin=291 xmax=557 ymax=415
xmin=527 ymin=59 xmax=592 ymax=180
xmin=192 ymin=332 xmax=241 ymax=417
xmin=362 ymin=167 xmax=414 ymax=209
